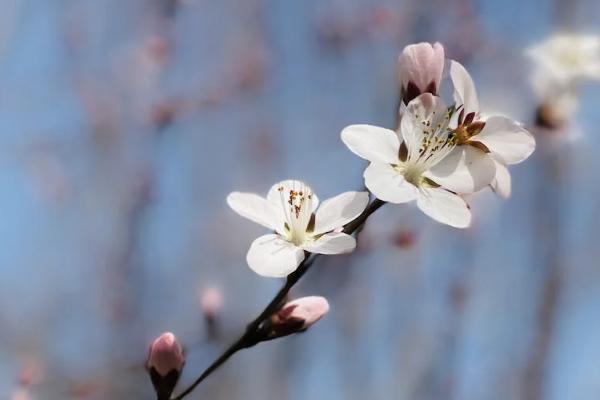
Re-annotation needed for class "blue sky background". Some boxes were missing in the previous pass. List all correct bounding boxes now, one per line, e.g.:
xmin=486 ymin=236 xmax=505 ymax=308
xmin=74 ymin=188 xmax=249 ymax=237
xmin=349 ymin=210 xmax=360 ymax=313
xmin=0 ymin=0 xmax=599 ymax=399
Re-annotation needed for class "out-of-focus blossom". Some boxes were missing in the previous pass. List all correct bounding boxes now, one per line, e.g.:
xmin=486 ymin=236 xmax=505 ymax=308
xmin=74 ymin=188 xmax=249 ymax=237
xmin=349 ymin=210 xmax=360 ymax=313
xmin=147 ymin=332 xmax=184 ymax=400
xmin=527 ymin=33 xmax=600 ymax=87
xmin=398 ymin=42 xmax=445 ymax=104
xmin=391 ymin=229 xmax=417 ymax=249
xmin=448 ymin=61 xmax=536 ymax=198
xmin=265 ymin=296 xmax=330 ymax=339
xmin=342 ymin=93 xmax=484 ymax=228
xmin=527 ymin=33 xmax=600 ymax=128
xmin=200 ymin=287 xmax=223 ymax=320
xmin=11 ymin=388 xmax=31 ymax=400
xmin=227 ymin=180 xmax=369 ymax=277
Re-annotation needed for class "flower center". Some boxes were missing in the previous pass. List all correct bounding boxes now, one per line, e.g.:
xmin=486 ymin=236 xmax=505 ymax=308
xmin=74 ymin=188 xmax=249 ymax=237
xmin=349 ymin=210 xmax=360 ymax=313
xmin=405 ymin=116 xmax=456 ymax=172
xmin=277 ymin=184 xmax=314 ymax=246
xmin=394 ymin=163 xmax=439 ymax=188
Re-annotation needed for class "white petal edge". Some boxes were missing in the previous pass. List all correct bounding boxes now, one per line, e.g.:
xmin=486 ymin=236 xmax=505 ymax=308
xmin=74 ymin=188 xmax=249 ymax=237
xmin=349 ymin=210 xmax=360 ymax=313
xmin=477 ymin=116 xmax=536 ymax=165
xmin=424 ymin=145 xmax=496 ymax=193
xmin=416 ymin=188 xmax=471 ymax=228
xmin=246 ymin=234 xmax=305 ymax=278
xmin=450 ymin=60 xmax=479 ymax=115
xmin=490 ymin=159 xmax=512 ymax=199
xmin=364 ymin=162 xmax=419 ymax=204
xmin=341 ymin=124 xmax=400 ymax=164
xmin=302 ymin=232 xmax=356 ymax=255
xmin=313 ymin=191 xmax=369 ymax=235
xmin=266 ymin=179 xmax=320 ymax=211
xmin=227 ymin=192 xmax=279 ymax=230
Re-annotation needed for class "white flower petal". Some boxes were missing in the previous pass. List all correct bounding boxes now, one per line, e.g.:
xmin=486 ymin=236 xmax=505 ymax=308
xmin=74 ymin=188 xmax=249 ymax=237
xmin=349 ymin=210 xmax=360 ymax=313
xmin=313 ymin=191 xmax=369 ymax=235
xmin=246 ymin=234 xmax=305 ymax=278
xmin=450 ymin=60 xmax=479 ymax=115
xmin=266 ymin=179 xmax=319 ymax=211
xmin=341 ymin=124 xmax=400 ymax=164
xmin=490 ymin=158 xmax=512 ymax=199
xmin=400 ymin=93 xmax=450 ymax=157
xmin=416 ymin=188 xmax=471 ymax=228
xmin=364 ymin=162 xmax=419 ymax=204
xmin=302 ymin=232 xmax=356 ymax=255
xmin=227 ymin=192 xmax=279 ymax=230
xmin=424 ymin=145 xmax=496 ymax=193
xmin=477 ymin=116 xmax=536 ymax=165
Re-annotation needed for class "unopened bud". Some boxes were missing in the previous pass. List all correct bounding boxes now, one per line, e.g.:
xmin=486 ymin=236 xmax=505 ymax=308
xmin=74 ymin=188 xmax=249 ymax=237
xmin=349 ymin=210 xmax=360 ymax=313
xmin=398 ymin=42 xmax=445 ymax=104
xmin=147 ymin=332 xmax=184 ymax=400
xmin=264 ymin=296 xmax=330 ymax=340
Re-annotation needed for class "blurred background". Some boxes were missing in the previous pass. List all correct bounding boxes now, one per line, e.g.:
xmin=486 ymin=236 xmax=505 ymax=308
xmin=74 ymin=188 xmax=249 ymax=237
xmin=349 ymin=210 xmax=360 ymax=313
xmin=1 ymin=0 xmax=600 ymax=399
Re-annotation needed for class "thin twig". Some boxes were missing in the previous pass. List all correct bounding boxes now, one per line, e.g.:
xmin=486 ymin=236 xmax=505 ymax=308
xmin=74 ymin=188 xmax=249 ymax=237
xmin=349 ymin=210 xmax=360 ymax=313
xmin=172 ymin=198 xmax=385 ymax=400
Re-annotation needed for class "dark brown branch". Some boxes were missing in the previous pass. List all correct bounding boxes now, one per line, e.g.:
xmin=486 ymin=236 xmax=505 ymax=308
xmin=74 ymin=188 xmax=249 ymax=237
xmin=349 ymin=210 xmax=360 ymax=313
xmin=172 ymin=198 xmax=385 ymax=400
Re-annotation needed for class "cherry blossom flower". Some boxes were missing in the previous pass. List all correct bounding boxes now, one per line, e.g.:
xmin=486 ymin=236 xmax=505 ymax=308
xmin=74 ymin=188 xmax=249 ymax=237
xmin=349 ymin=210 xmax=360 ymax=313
xmin=449 ymin=61 xmax=536 ymax=198
xmin=398 ymin=42 xmax=445 ymax=104
xmin=527 ymin=33 xmax=600 ymax=89
xmin=342 ymin=93 xmax=486 ymax=228
xmin=227 ymin=180 xmax=369 ymax=277
xmin=527 ymin=33 xmax=600 ymax=129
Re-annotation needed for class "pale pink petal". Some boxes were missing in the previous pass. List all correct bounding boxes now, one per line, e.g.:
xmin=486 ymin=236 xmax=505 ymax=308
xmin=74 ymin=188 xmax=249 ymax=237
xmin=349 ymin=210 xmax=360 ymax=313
xmin=490 ymin=158 xmax=512 ymax=198
xmin=477 ymin=116 xmax=536 ymax=165
xmin=227 ymin=192 xmax=280 ymax=230
xmin=416 ymin=188 xmax=471 ymax=228
xmin=246 ymin=234 xmax=305 ymax=278
xmin=450 ymin=60 xmax=480 ymax=115
xmin=313 ymin=191 xmax=369 ymax=235
xmin=364 ymin=162 xmax=419 ymax=204
xmin=425 ymin=145 xmax=496 ymax=193
xmin=302 ymin=232 xmax=356 ymax=255
xmin=341 ymin=124 xmax=400 ymax=164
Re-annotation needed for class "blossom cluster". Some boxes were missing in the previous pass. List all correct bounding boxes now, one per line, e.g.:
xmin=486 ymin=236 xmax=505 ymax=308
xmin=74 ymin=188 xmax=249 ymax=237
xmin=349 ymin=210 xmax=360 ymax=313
xmin=227 ymin=42 xmax=535 ymax=279
xmin=146 ymin=42 xmax=538 ymax=400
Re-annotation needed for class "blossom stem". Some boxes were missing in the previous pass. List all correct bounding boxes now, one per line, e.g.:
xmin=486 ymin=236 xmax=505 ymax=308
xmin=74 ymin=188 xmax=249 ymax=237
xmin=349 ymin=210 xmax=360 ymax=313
xmin=171 ymin=198 xmax=385 ymax=400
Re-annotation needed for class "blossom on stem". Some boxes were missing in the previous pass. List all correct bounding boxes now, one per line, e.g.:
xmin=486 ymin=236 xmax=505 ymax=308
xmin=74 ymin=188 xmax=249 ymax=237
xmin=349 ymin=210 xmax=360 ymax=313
xmin=264 ymin=296 xmax=330 ymax=340
xmin=398 ymin=42 xmax=445 ymax=104
xmin=227 ymin=180 xmax=369 ymax=278
xmin=342 ymin=93 xmax=489 ymax=228
xmin=147 ymin=332 xmax=185 ymax=400
xmin=448 ymin=61 xmax=535 ymax=198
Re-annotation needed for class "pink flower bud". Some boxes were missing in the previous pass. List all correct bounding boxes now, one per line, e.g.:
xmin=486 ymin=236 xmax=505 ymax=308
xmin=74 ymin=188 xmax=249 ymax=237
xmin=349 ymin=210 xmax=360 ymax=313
xmin=398 ymin=42 xmax=445 ymax=103
xmin=265 ymin=296 xmax=330 ymax=340
xmin=147 ymin=332 xmax=184 ymax=376
xmin=147 ymin=332 xmax=184 ymax=400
